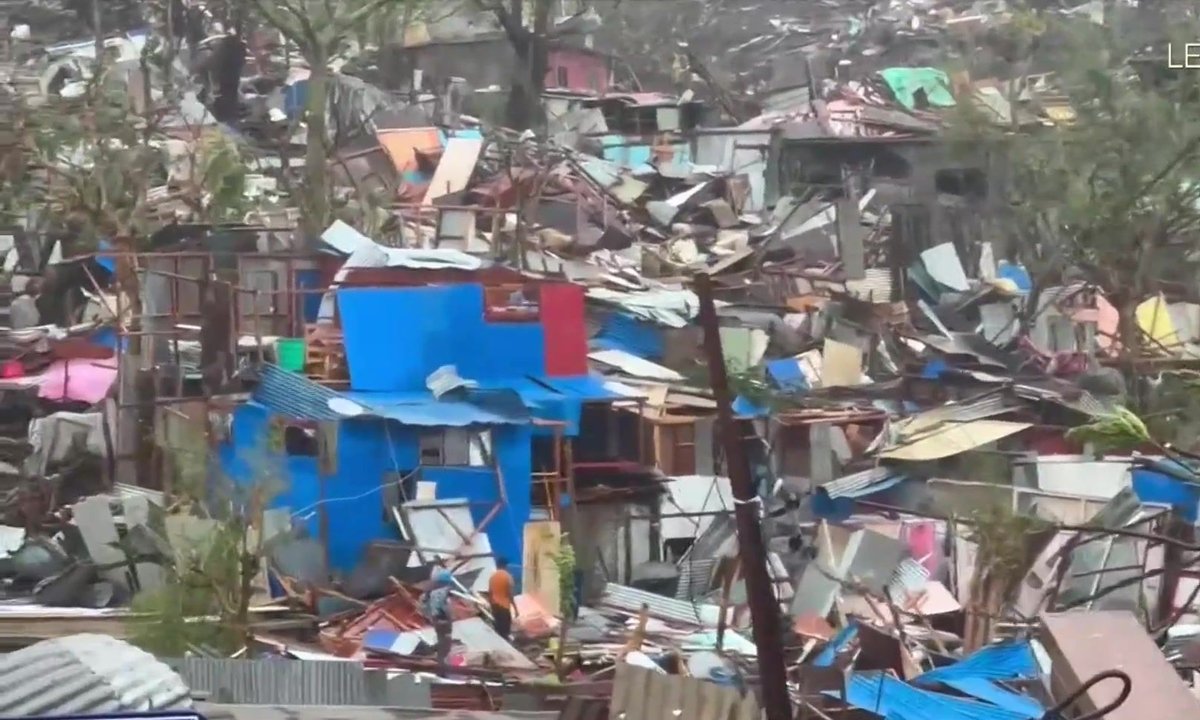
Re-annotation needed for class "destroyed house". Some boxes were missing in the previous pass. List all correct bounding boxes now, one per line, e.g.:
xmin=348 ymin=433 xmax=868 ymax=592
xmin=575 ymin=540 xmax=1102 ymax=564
xmin=385 ymin=36 xmax=614 ymax=96
xmin=766 ymin=124 xmax=1002 ymax=258
xmin=581 ymin=93 xmax=708 ymax=169
xmin=218 ymin=274 xmax=626 ymax=572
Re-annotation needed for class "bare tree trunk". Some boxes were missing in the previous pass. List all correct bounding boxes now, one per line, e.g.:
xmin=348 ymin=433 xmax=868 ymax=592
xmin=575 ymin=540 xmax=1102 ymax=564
xmin=499 ymin=0 xmax=550 ymax=131
xmin=303 ymin=60 xmax=331 ymax=242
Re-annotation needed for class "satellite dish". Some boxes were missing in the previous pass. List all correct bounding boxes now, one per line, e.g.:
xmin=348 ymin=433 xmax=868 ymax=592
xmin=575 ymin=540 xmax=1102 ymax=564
xmin=327 ymin=397 xmax=365 ymax=417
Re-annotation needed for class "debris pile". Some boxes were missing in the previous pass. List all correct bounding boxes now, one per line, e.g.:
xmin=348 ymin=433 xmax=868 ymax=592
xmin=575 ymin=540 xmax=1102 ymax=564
xmin=2 ymin=1 xmax=1200 ymax=718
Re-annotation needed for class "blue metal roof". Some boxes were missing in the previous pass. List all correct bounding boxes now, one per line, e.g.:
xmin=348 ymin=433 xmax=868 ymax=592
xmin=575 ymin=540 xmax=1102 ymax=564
xmin=830 ymin=672 xmax=1031 ymax=720
xmin=251 ymin=366 xmax=605 ymax=429
xmin=766 ymin=357 xmax=809 ymax=391
xmin=252 ymin=364 xmax=345 ymax=421
xmin=914 ymin=641 xmax=1039 ymax=685
xmin=344 ymin=391 xmax=530 ymax=427
xmin=540 ymin=374 xmax=625 ymax=402
xmin=592 ymin=312 xmax=665 ymax=360
xmin=939 ymin=678 xmax=1043 ymax=719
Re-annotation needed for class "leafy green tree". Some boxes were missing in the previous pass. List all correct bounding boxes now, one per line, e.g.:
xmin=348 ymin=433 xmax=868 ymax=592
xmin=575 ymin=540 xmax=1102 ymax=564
xmin=948 ymin=16 xmax=1200 ymax=410
xmin=129 ymin=442 xmax=286 ymax=656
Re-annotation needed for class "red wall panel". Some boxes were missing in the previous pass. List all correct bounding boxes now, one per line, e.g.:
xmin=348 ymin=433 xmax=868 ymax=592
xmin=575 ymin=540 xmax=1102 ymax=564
xmin=540 ymin=283 xmax=589 ymax=377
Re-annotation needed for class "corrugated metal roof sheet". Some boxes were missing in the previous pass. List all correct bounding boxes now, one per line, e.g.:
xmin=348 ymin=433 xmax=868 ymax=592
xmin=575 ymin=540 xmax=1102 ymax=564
xmin=819 ymin=466 xmax=906 ymax=499
xmin=830 ymin=672 xmax=1030 ymax=720
xmin=592 ymin=312 xmax=665 ymax=361
xmin=540 ymin=374 xmax=626 ymax=402
xmin=880 ymin=420 xmax=1031 ymax=462
xmin=166 ymin=658 xmax=431 ymax=706
xmin=0 ymin=634 xmax=192 ymax=716
xmin=888 ymin=558 xmax=931 ymax=601
xmin=600 ymin=583 xmax=722 ymax=628
xmin=200 ymin=703 xmax=558 ymax=720
xmin=939 ymin=678 xmax=1044 ymax=718
xmin=345 ymin=391 xmax=530 ymax=427
xmin=897 ymin=394 xmax=1014 ymax=436
xmin=914 ymin=641 xmax=1039 ymax=685
xmin=253 ymin=363 xmax=345 ymax=421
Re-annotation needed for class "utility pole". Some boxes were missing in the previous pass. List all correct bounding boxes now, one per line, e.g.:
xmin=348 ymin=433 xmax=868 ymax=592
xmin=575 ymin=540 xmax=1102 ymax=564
xmin=694 ymin=272 xmax=792 ymax=720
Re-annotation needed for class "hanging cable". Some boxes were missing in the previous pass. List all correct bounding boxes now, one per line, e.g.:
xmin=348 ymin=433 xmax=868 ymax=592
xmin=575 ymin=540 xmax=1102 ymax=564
xmin=1040 ymin=669 xmax=1132 ymax=720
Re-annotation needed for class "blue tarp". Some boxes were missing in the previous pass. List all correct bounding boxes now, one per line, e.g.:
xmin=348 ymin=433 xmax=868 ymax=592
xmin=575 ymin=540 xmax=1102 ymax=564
xmin=814 ymin=622 xmax=859 ymax=666
xmin=732 ymin=395 xmax=769 ymax=418
xmin=1132 ymin=458 xmax=1200 ymax=522
xmin=766 ymin=358 xmax=810 ymax=391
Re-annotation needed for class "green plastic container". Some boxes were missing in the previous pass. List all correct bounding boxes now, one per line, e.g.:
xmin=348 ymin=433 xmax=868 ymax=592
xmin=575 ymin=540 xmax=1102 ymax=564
xmin=276 ymin=338 xmax=306 ymax=372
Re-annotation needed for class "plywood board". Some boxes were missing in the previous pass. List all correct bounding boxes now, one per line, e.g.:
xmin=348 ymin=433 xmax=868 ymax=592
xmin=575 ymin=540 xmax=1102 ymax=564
xmin=522 ymin=520 xmax=562 ymax=614
xmin=423 ymin=138 xmax=483 ymax=204
xmin=822 ymin=338 xmax=862 ymax=387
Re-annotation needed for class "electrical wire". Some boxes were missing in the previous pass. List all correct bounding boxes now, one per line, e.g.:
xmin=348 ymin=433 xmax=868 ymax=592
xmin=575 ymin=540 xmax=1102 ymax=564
xmin=1040 ymin=669 xmax=1132 ymax=720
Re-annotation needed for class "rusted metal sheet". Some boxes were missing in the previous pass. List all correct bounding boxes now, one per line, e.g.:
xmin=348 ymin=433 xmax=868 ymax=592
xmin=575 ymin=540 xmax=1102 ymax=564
xmin=609 ymin=663 xmax=759 ymax=720
xmin=1040 ymin=611 xmax=1200 ymax=720
xmin=430 ymin=683 xmax=497 ymax=711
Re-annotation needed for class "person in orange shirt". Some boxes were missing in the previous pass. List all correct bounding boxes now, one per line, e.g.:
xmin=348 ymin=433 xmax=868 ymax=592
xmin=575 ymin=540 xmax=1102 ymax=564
xmin=487 ymin=557 xmax=517 ymax=640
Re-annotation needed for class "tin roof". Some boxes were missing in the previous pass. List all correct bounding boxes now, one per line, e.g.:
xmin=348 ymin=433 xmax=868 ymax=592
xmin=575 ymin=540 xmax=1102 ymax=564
xmin=252 ymin=363 xmax=345 ymax=421
xmin=832 ymin=671 xmax=1031 ymax=720
xmin=0 ymin=633 xmax=191 ymax=717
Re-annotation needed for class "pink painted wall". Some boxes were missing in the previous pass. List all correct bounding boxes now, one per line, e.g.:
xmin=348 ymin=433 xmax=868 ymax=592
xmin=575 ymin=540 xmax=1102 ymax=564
xmin=545 ymin=49 xmax=611 ymax=94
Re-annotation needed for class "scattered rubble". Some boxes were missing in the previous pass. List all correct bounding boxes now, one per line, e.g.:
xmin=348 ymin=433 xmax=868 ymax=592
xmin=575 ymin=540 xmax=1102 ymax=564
xmin=1 ymin=0 xmax=1199 ymax=718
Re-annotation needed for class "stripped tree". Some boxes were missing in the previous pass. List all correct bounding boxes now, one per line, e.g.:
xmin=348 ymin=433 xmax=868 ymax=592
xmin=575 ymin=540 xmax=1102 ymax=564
xmin=241 ymin=0 xmax=415 ymax=240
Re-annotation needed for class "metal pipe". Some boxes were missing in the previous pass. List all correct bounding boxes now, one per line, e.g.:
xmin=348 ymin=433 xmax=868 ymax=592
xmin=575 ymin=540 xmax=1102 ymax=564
xmin=694 ymin=272 xmax=791 ymax=720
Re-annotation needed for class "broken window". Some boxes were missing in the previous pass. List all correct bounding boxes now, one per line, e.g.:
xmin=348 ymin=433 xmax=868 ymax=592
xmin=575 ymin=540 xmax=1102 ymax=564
xmin=935 ymin=168 xmax=988 ymax=198
xmin=419 ymin=429 xmax=493 ymax=466
xmin=419 ymin=432 xmax=444 ymax=464
xmin=483 ymin=283 xmax=540 ymax=322
xmin=283 ymin=424 xmax=318 ymax=456
xmin=382 ymin=470 xmax=418 ymax=512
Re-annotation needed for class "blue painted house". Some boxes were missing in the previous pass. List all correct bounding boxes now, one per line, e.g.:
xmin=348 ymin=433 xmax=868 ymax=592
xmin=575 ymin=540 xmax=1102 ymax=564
xmin=218 ymin=277 xmax=622 ymax=574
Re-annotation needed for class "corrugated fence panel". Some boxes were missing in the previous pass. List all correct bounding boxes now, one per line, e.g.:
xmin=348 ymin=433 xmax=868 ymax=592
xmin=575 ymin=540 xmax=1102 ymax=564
xmin=166 ymin=658 xmax=431 ymax=707
xmin=609 ymin=663 xmax=758 ymax=720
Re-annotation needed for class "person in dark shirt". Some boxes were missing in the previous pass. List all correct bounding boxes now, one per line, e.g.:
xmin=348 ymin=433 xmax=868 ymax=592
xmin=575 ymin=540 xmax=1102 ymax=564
xmin=422 ymin=569 xmax=454 ymax=667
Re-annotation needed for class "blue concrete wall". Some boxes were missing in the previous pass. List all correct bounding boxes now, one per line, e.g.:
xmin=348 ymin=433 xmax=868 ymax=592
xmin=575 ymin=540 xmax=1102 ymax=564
xmin=338 ymin=284 xmax=547 ymax=392
xmin=219 ymin=403 xmax=535 ymax=574
xmin=218 ymin=405 xmax=411 ymax=571
xmin=408 ymin=424 xmax=532 ymax=574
